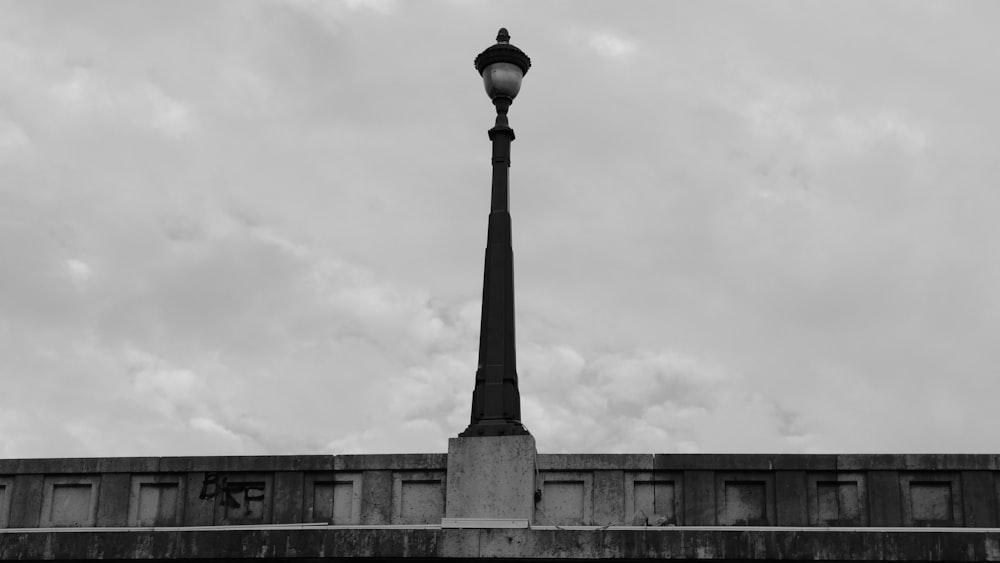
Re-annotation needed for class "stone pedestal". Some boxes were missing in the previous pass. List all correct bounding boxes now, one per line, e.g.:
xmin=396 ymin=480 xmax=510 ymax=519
xmin=445 ymin=435 xmax=536 ymax=523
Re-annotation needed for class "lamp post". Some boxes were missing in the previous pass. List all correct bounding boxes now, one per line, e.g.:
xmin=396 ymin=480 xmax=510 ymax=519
xmin=460 ymin=29 xmax=532 ymax=438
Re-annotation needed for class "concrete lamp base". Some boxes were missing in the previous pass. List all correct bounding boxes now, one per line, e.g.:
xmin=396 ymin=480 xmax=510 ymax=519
xmin=445 ymin=434 xmax=537 ymax=524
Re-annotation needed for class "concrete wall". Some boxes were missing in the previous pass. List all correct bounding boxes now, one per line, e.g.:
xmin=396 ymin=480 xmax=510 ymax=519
xmin=0 ymin=455 xmax=446 ymax=529
xmin=5 ymin=527 xmax=1000 ymax=561
xmin=1 ymin=454 xmax=997 ymax=529
xmin=535 ymin=454 xmax=1000 ymax=528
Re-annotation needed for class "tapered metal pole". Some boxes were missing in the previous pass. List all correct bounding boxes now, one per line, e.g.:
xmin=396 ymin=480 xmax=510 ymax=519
xmin=460 ymin=94 xmax=528 ymax=437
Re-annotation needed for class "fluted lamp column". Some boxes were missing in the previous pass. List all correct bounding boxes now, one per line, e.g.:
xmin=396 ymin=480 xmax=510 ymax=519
xmin=460 ymin=28 xmax=532 ymax=438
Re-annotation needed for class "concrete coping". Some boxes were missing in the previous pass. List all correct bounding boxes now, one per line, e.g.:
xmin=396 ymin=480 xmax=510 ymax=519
xmin=1 ymin=453 xmax=998 ymax=474
xmin=3 ymin=525 xmax=999 ymax=533
xmin=538 ymin=453 xmax=1000 ymax=471
xmin=0 ymin=454 xmax=446 ymax=474
xmin=0 ymin=524 xmax=445 ymax=533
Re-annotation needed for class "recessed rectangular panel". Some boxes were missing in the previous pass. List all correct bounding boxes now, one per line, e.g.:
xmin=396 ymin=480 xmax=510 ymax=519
xmin=899 ymin=472 xmax=961 ymax=526
xmin=716 ymin=473 xmax=773 ymax=526
xmin=0 ymin=483 xmax=8 ymax=528
xmin=911 ymin=482 xmax=953 ymax=522
xmin=136 ymin=484 xmax=160 ymax=526
xmin=723 ymin=481 xmax=766 ymax=525
xmin=807 ymin=473 xmax=867 ymax=526
xmin=332 ymin=482 xmax=355 ymax=525
xmin=816 ymin=482 xmax=860 ymax=525
xmin=542 ymin=481 xmax=585 ymax=525
xmin=314 ymin=482 xmax=356 ymax=525
xmin=632 ymin=481 xmax=676 ymax=524
xmin=128 ymin=475 xmax=184 ymax=527
xmin=626 ymin=472 xmax=682 ymax=526
xmin=212 ymin=473 xmax=273 ymax=525
xmin=311 ymin=476 xmax=360 ymax=525
xmin=399 ymin=481 xmax=443 ymax=525
xmin=312 ymin=483 xmax=335 ymax=522
xmin=135 ymin=483 xmax=179 ymax=526
xmin=654 ymin=482 xmax=676 ymax=520
xmin=50 ymin=484 xmax=93 ymax=527
xmin=223 ymin=481 xmax=267 ymax=521
xmin=633 ymin=482 xmax=654 ymax=520
xmin=155 ymin=483 xmax=179 ymax=525
xmin=391 ymin=471 xmax=442 ymax=525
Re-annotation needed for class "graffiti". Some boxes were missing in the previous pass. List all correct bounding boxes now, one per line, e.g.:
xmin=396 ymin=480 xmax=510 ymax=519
xmin=199 ymin=472 xmax=265 ymax=514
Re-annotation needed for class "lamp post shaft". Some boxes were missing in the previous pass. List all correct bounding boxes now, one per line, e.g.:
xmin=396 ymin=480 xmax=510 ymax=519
xmin=489 ymin=100 xmax=513 ymax=213
xmin=460 ymin=98 xmax=528 ymax=437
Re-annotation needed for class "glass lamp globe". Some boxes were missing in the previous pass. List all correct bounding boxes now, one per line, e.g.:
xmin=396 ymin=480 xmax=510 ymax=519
xmin=474 ymin=28 xmax=531 ymax=103
xmin=482 ymin=62 xmax=523 ymax=100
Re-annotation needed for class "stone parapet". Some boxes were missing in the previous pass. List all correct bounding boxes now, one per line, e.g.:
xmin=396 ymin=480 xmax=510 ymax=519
xmin=0 ymin=454 xmax=997 ymax=530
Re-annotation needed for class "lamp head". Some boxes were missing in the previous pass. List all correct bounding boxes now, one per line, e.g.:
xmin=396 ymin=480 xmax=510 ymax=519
xmin=474 ymin=28 xmax=531 ymax=104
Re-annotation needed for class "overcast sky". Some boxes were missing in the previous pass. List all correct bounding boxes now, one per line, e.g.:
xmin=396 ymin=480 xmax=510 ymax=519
xmin=1 ymin=1 xmax=998 ymax=458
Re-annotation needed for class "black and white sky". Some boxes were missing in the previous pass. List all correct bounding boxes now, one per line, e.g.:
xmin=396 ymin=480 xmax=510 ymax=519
xmin=1 ymin=1 xmax=998 ymax=457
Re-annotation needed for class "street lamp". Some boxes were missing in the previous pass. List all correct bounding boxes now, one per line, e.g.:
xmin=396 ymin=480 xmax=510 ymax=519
xmin=459 ymin=29 xmax=532 ymax=438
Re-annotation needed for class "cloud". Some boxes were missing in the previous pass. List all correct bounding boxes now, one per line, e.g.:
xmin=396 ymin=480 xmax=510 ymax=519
xmin=586 ymin=31 xmax=637 ymax=59
xmin=518 ymin=345 xmax=807 ymax=454
xmin=0 ymin=118 xmax=31 ymax=157
xmin=343 ymin=0 xmax=399 ymax=15
xmin=48 ymin=65 xmax=196 ymax=137
xmin=49 ymin=66 xmax=114 ymax=112
xmin=832 ymin=111 xmax=928 ymax=155
xmin=65 ymin=259 xmax=91 ymax=289
xmin=0 ymin=186 xmax=487 ymax=455
xmin=144 ymin=85 xmax=196 ymax=137
xmin=277 ymin=0 xmax=398 ymax=35
xmin=1 ymin=1 xmax=998 ymax=458
xmin=190 ymin=417 xmax=241 ymax=440
xmin=129 ymin=350 xmax=204 ymax=402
